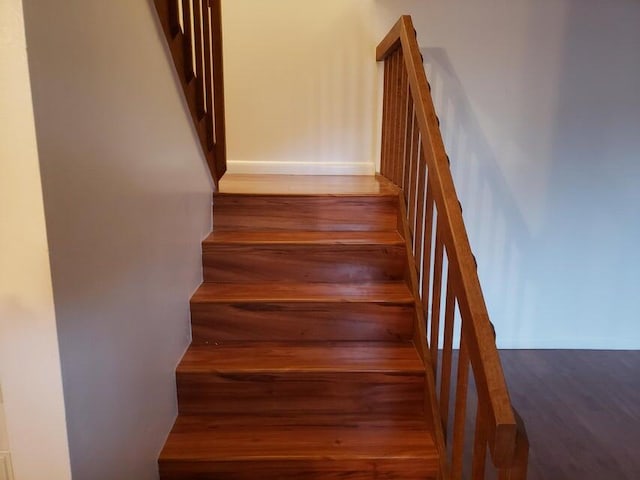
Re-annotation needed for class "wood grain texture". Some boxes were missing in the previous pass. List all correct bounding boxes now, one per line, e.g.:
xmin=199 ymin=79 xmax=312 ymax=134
xmin=202 ymin=233 xmax=406 ymax=283
xmin=158 ymin=175 xmax=441 ymax=478
xmin=213 ymin=195 xmax=398 ymax=232
xmin=191 ymin=282 xmax=414 ymax=343
xmin=192 ymin=281 xmax=414 ymax=303
xmin=219 ymin=174 xmax=400 ymax=195
xmin=177 ymin=343 xmax=424 ymax=374
xmin=177 ymin=371 xmax=424 ymax=416
xmin=191 ymin=302 xmax=414 ymax=343
xmin=160 ymin=415 xmax=438 ymax=479
xmin=176 ymin=343 xmax=424 ymax=415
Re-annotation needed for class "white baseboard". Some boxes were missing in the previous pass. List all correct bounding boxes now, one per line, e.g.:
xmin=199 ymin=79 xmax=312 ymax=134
xmin=226 ymin=160 xmax=375 ymax=176
xmin=0 ymin=453 xmax=13 ymax=480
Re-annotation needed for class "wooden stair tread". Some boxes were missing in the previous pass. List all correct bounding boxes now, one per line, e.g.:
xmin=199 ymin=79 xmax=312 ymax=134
xmin=192 ymin=282 xmax=414 ymax=303
xmin=217 ymin=174 xmax=400 ymax=196
xmin=177 ymin=342 xmax=423 ymax=374
xmin=204 ymin=230 xmax=404 ymax=245
xmin=160 ymin=414 xmax=437 ymax=462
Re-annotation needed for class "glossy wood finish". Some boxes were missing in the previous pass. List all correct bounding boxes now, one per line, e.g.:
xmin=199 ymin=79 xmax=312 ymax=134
xmin=191 ymin=282 xmax=414 ymax=343
xmin=160 ymin=415 xmax=438 ymax=479
xmin=160 ymin=175 xmax=438 ymax=478
xmin=176 ymin=343 xmax=424 ymax=415
xmin=178 ymin=342 xmax=424 ymax=373
xmin=377 ymin=16 xmax=527 ymax=478
xmin=153 ymin=0 xmax=226 ymax=184
xmin=214 ymin=195 xmax=398 ymax=232
xmin=218 ymin=174 xmax=401 ymax=195
xmin=202 ymin=231 xmax=406 ymax=283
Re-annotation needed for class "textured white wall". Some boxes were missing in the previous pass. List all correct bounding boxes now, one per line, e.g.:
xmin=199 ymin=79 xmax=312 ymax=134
xmin=0 ymin=1 xmax=71 ymax=478
xmin=376 ymin=0 xmax=640 ymax=348
xmin=223 ymin=0 xmax=378 ymax=175
xmin=21 ymin=0 xmax=213 ymax=478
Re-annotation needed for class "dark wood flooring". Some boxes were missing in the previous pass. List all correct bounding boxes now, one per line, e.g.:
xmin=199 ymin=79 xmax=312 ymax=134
xmin=500 ymin=350 xmax=640 ymax=480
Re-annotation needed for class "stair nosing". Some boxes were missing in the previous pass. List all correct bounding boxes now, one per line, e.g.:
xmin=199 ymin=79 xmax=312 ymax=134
xmin=190 ymin=282 xmax=414 ymax=304
xmin=176 ymin=342 xmax=425 ymax=375
xmin=202 ymin=231 xmax=405 ymax=246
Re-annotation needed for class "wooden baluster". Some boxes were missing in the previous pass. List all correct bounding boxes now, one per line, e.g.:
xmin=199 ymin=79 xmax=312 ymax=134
xmin=181 ymin=0 xmax=195 ymax=81
xmin=210 ymin=0 xmax=227 ymax=173
xmin=401 ymin=93 xmax=414 ymax=194
xmin=388 ymin=51 xmax=400 ymax=184
xmin=421 ymin=185 xmax=435 ymax=337
xmin=380 ymin=59 xmax=391 ymax=177
xmin=429 ymin=224 xmax=444 ymax=373
xmin=395 ymin=59 xmax=409 ymax=186
xmin=407 ymin=141 xmax=419 ymax=240
xmin=383 ymin=54 xmax=394 ymax=181
xmin=168 ymin=0 xmax=181 ymax=37
xmin=182 ymin=0 xmax=194 ymax=83
xmin=193 ymin=0 xmax=205 ymax=118
xmin=452 ymin=331 xmax=470 ymax=480
xmin=404 ymin=110 xmax=419 ymax=208
xmin=413 ymin=137 xmax=427 ymax=258
xmin=439 ymin=269 xmax=456 ymax=439
xmin=202 ymin=0 xmax=214 ymax=149
xmin=472 ymin=401 xmax=489 ymax=479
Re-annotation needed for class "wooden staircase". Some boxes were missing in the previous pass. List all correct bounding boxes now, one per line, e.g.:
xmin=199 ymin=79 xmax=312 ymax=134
xmin=159 ymin=174 xmax=440 ymax=479
xmin=154 ymin=3 xmax=529 ymax=475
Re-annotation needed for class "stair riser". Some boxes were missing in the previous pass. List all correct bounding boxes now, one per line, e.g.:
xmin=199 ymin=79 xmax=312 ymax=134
xmin=160 ymin=460 xmax=437 ymax=480
xmin=213 ymin=196 xmax=398 ymax=232
xmin=191 ymin=302 xmax=414 ymax=343
xmin=177 ymin=372 xmax=424 ymax=416
xmin=203 ymin=244 xmax=406 ymax=283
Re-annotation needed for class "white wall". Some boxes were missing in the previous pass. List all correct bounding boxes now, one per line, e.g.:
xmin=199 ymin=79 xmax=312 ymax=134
xmin=0 ymin=1 xmax=72 ymax=479
xmin=225 ymin=0 xmax=640 ymax=348
xmin=21 ymin=0 xmax=213 ymax=478
xmin=375 ymin=0 xmax=640 ymax=348
xmin=223 ymin=0 xmax=378 ymax=175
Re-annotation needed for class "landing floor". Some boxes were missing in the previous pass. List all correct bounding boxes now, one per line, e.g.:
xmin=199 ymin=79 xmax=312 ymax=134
xmin=219 ymin=174 xmax=397 ymax=195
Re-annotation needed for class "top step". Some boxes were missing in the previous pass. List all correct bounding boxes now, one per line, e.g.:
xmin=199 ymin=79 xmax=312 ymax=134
xmin=214 ymin=175 xmax=401 ymax=232
xmin=218 ymin=174 xmax=399 ymax=196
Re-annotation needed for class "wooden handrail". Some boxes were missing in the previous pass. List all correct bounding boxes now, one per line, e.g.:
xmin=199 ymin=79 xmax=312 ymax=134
xmin=154 ymin=0 xmax=227 ymax=187
xmin=378 ymin=16 xmax=529 ymax=479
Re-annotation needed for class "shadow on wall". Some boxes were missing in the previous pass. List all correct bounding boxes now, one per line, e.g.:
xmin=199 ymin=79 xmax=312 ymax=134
xmin=421 ymin=47 xmax=537 ymax=347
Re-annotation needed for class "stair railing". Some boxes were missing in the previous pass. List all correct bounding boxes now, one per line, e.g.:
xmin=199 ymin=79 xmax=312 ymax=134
xmin=154 ymin=0 xmax=227 ymax=186
xmin=378 ymin=16 xmax=529 ymax=479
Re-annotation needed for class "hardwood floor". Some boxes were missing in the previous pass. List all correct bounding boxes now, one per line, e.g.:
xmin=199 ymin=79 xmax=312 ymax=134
xmin=500 ymin=350 xmax=640 ymax=480
xmin=218 ymin=174 xmax=400 ymax=195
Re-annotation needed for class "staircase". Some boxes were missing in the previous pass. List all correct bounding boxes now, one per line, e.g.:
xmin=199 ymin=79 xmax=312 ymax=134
xmin=154 ymin=2 xmax=529 ymax=476
xmin=158 ymin=174 xmax=439 ymax=479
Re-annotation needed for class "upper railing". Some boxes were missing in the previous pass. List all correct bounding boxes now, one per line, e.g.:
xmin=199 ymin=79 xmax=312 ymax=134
xmin=154 ymin=0 xmax=227 ymax=186
xmin=378 ymin=16 xmax=529 ymax=479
